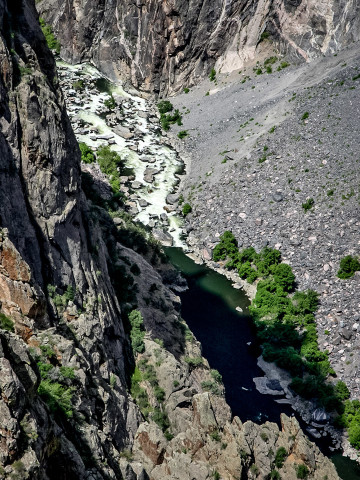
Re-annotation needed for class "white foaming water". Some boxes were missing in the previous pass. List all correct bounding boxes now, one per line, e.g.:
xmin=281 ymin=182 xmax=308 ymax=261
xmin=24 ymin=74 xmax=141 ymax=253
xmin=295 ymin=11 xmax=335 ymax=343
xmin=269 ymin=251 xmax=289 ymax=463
xmin=57 ymin=61 xmax=185 ymax=247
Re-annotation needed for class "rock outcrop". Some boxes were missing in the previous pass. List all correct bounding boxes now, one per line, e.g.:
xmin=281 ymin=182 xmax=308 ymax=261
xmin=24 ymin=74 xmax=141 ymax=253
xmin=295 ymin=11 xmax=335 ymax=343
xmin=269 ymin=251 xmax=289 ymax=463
xmin=38 ymin=0 xmax=360 ymax=95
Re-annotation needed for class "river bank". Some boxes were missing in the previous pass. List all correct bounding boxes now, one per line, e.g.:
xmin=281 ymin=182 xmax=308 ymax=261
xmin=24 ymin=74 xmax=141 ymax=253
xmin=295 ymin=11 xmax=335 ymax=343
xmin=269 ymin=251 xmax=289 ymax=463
xmin=56 ymin=57 xmax=358 ymax=473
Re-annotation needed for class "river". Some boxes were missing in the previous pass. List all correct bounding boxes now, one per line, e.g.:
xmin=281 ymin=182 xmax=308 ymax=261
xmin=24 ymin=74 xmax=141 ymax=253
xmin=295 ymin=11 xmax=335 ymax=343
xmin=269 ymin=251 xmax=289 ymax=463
xmin=57 ymin=61 xmax=360 ymax=480
xmin=165 ymin=247 xmax=360 ymax=480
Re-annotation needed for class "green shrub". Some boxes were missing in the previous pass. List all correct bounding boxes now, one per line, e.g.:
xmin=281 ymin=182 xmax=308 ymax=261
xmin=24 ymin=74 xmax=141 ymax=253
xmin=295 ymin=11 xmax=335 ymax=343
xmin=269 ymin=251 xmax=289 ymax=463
xmin=274 ymin=447 xmax=287 ymax=469
xmin=211 ymin=369 xmax=222 ymax=383
xmin=337 ymin=255 xmax=360 ymax=279
xmin=157 ymin=101 xmax=173 ymax=115
xmin=104 ymin=95 xmax=116 ymax=110
xmin=269 ymin=470 xmax=281 ymax=480
xmin=0 ymin=313 xmax=14 ymax=332
xmin=335 ymin=381 xmax=350 ymax=401
xmin=38 ymin=380 xmax=73 ymax=418
xmin=209 ymin=68 xmax=216 ymax=81
xmin=129 ymin=310 xmax=145 ymax=354
xmin=301 ymin=112 xmax=309 ymax=121
xmin=39 ymin=17 xmax=60 ymax=53
xmin=201 ymin=380 xmax=221 ymax=395
xmin=210 ymin=430 xmax=221 ymax=441
xmin=273 ymin=263 xmax=295 ymax=291
xmin=73 ymin=80 xmax=84 ymax=91
xmin=152 ymin=408 xmax=170 ymax=431
xmin=213 ymin=231 xmax=238 ymax=262
xmin=97 ymin=146 xmax=123 ymax=193
xmin=264 ymin=57 xmax=278 ymax=65
xmin=183 ymin=87 xmax=190 ymax=93
xmin=295 ymin=464 xmax=309 ymax=479
xmin=182 ymin=203 xmax=192 ymax=216
xmin=184 ymin=357 xmax=203 ymax=369
xmin=302 ymin=198 xmax=314 ymax=212
xmin=79 ymin=142 xmax=95 ymax=164
xmin=178 ymin=130 xmax=189 ymax=139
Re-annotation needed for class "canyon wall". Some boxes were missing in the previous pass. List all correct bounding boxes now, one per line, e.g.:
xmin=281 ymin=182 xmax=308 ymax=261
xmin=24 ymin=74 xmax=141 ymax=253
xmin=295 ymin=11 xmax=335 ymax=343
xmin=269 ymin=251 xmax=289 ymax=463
xmin=0 ymin=0 xmax=342 ymax=478
xmin=38 ymin=0 xmax=360 ymax=95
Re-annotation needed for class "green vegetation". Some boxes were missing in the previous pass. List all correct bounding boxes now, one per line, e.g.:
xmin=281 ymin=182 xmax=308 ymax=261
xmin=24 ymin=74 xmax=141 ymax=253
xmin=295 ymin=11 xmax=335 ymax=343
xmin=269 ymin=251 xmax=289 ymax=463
xmin=335 ymin=400 xmax=360 ymax=448
xmin=35 ymin=343 xmax=76 ymax=419
xmin=209 ymin=68 xmax=216 ymax=82
xmin=295 ymin=464 xmax=309 ymax=479
xmin=0 ymin=312 xmax=14 ymax=332
xmin=212 ymin=230 xmax=350 ymax=424
xmin=302 ymin=198 xmax=314 ymax=212
xmin=183 ymin=87 xmax=190 ymax=93
xmin=129 ymin=310 xmax=145 ymax=354
xmin=73 ymin=79 xmax=84 ymax=91
xmin=47 ymin=284 xmax=75 ymax=310
xmin=131 ymin=357 xmax=172 ymax=438
xmin=104 ymin=95 xmax=116 ymax=110
xmin=178 ymin=130 xmax=189 ymax=139
xmin=337 ymin=255 xmax=360 ymax=279
xmin=301 ymin=112 xmax=309 ymax=121
xmin=184 ymin=356 xmax=203 ymax=369
xmin=96 ymin=146 xmax=124 ymax=193
xmin=274 ymin=447 xmax=287 ymax=469
xmin=182 ymin=203 xmax=192 ymax=216
xmin=157 ymin=100 xmax=183 ymax=131
xmin=39 ymin=17 xmax=61 ymax=53
xmin=79 ymin=143 xmax=95 ymax=164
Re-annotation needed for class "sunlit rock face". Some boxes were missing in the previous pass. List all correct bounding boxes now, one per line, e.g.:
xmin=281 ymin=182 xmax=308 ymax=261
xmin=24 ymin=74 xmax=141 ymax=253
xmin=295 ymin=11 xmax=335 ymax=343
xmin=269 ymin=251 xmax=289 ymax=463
xmin=38 ymin=0 xmax=360 ymax=95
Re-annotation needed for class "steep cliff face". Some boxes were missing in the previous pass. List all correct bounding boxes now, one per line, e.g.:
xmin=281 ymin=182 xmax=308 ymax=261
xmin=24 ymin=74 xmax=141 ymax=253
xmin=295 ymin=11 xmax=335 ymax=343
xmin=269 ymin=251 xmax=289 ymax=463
xmin=0 ymin=0 xmax=141 ymax=477
xmin=38 ymin=0 xmax=360 ymax=95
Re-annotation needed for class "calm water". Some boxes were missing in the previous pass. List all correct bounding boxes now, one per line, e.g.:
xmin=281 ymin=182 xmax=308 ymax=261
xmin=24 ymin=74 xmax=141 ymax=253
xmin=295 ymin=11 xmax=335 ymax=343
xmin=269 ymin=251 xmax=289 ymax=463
xmin=165 ymin=247 xmax=360 ymax=479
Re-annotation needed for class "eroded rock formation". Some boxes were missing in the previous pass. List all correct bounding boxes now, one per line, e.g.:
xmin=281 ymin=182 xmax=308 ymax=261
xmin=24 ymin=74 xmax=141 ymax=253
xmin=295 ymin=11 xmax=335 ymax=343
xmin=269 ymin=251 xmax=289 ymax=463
xmin=38 ymin=0 xmax=360 ymax=95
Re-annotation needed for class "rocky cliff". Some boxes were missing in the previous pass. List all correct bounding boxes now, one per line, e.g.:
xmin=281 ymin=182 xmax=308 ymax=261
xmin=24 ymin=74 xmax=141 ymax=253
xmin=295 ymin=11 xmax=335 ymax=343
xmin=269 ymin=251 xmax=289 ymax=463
xmin=0 ymin=0 xmax=341 ymax=478
xmin=38 ymin=0 xmax=360 ymax=95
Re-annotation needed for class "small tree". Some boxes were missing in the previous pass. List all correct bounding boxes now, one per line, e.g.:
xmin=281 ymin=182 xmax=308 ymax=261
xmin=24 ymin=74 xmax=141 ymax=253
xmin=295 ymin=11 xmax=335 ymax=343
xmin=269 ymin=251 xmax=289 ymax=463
xmin=337 ymin=255 xmax=360 ymax=279
xmin=273 ymin=263 xmax=295 ymax=292
xmin=182 ymin=203 xmax=192 ymax=216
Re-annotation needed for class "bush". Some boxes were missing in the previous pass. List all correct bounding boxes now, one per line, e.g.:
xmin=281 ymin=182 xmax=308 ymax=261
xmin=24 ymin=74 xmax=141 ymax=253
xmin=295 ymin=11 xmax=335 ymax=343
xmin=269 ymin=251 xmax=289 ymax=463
xmin=152 ymin=408 xmax=170 ymax=431
xmin=274 ymin=447 xmax=287 ymax=469
xmin=301 ymin=112 xmax=309 ymax=121
xmin=79 ymin=143 xmax=95 ymax=164
xmin=129 ymin=310 xmax=145 ymax=354
xmin=213 ymin=231 xmax=238 ymax=262
xmin=178 ymin=130 xmax=188 ymax=139
xmin=73 ymin=79 xmax=84 ymax=91
xmin=302 ymin=198 xmax=314 ymax=212
xmin=182 ymin=203 xmax=192 ymax=216
xmin=273 ymin=263 xmax=295 ymax=291
xmin=209 ymin=68 xmax=216 ymax=81
xmin=295 ymin=464 xmax=309 ymax=479
xmin=0 ymin=313 xmax=14 ymax=332
xmin=96 ymin=146 xmax=123 ymax=193
xmin=39 ymin=17 xmax=60 ymax=53
xmin=337 ymin=255 xmax=360 ymax=279
xmin=104 ymin=95 xmax=116 ymax=110
xmin=38 ymin=380 xmax=73 ymax=418
xmin=157 ymin=101 xmax=173 ymax=115
xmin=335 ymin=381 xmax=350 ymax=401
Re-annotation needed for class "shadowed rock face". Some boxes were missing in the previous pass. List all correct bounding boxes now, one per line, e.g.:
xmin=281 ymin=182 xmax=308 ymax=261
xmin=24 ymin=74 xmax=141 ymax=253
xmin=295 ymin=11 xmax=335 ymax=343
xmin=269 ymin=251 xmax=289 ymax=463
xmin=38 ymin=0 xmax=360 ymax=95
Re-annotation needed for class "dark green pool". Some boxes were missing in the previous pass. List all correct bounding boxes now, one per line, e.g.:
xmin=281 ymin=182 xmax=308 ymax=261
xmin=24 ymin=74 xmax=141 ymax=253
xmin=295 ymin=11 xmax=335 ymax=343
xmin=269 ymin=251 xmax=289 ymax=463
xmin=165 ymin=247 xmax=360 ymax=479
